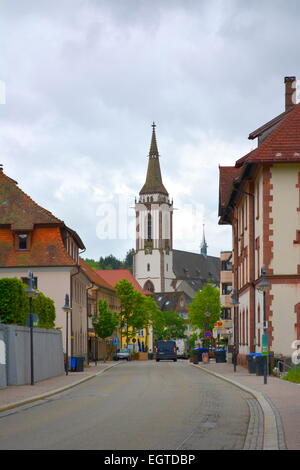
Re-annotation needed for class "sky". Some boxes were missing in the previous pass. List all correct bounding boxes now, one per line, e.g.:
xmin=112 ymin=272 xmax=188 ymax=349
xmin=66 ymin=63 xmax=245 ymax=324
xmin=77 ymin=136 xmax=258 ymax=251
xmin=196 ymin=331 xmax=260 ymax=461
xmin=1 ymin=0 xmax=300 ymax=261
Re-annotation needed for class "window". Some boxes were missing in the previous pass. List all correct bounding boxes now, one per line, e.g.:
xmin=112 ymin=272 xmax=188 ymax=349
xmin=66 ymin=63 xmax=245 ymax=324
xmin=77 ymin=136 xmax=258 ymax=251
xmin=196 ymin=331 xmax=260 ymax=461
xmin=147 ymin=263 xmax=150 ymax=272
xmin=18 ymin=234 xmax=29 ymax=250
xmin=147 ymin=213 xmax=152 ymax=241
xmin=222 ymin=283 xmax=232 ymax=295
xmin=221 ymin=260 xmax=232 ymax=271
xmin=144 ymin=280 xmax=154 ymax=292
xmin=221 ymin=308 xmax=231 ymax=320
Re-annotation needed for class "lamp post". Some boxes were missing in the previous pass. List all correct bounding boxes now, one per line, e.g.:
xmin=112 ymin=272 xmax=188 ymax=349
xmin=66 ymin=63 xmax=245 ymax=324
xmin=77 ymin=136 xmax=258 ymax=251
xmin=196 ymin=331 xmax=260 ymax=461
xmin=256 ymin=265 xmax=271 ymax=385
xmin=63 ymin=294 xmax=72 ymax=375
xmin=24 ymin=271 xmax=38 ymax=385
xmin=231 ymin=288 xmax=240 ymax=373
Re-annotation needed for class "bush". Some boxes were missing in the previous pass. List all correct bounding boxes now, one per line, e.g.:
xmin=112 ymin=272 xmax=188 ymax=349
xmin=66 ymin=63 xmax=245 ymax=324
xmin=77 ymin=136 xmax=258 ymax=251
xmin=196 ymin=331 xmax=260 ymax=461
xmin=33 ymin=292 xmax=56 ymax=329
xmin=0 ymin=278 xmax=56 ymax=328
xmin=282 ymin=364 xmax=300 ymax=384
xmin=0 ymin=278 xmax=29 ymax=325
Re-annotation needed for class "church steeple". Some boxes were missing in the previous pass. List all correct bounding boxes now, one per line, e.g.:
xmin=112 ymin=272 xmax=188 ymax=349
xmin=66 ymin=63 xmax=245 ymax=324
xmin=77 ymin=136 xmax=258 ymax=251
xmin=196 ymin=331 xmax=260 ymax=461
xmin=201 ymin=224 xmax=208 ymax=257
xmin=139 ymin=123 xmax=169 ymax=197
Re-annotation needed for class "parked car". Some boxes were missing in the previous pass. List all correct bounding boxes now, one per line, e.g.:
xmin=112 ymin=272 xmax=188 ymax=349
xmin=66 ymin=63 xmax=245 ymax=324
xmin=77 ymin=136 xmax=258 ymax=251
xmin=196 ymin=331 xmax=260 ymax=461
xmin=155 ymin=340 xmax=177 ymax=362
xmin=114 ymin=348 xmax=131 ymax=361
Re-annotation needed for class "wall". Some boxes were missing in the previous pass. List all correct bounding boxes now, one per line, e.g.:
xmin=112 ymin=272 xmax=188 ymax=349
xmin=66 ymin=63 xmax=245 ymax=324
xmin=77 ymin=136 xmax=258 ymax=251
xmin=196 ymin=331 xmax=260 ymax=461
xmin=0 ymin=323 xmax=65 ymax=386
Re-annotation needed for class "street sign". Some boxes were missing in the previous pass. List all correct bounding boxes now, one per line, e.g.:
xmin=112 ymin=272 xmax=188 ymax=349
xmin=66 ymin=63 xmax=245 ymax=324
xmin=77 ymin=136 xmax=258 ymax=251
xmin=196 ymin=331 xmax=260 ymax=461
xmin=204 ymin=331 xmax=212 ymax=339
xmin=262 ymin=334 xmax=268 ymax=356
xmin=213 ymin=328 xmax=218 ymax=339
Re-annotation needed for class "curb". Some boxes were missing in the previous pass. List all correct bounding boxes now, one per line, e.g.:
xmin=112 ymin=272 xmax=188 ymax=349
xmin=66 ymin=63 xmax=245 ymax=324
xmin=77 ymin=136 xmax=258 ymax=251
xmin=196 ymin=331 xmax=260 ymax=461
xmin=191 ymin=363 xmax=280 ymax=450
xmin=0 ymin=362 xmax=121 ymax=414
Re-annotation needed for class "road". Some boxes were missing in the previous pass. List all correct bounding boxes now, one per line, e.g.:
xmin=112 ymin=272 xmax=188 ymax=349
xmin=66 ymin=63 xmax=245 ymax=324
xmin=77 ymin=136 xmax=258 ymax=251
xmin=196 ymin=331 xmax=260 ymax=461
xmin=0 ymin=361 xmax=252 ymax=450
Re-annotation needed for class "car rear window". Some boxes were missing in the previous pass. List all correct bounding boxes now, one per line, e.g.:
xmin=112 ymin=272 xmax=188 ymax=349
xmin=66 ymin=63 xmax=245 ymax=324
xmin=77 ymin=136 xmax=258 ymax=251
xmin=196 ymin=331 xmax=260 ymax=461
xmin=156 ymin=341 xmax=176 ymax=352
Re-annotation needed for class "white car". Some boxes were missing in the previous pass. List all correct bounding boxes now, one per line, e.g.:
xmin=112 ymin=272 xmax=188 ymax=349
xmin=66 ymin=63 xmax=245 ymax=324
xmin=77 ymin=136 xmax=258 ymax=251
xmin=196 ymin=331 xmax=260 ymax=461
xmin=116 ymin=348 xmax=131 ymax=361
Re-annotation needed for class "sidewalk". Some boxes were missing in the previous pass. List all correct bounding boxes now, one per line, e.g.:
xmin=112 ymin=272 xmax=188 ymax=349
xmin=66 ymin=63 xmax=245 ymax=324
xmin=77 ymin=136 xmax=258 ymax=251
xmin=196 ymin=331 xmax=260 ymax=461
xmin=0 ymin=361 xmax=120 ymax=412
xmin=192 ymin=360 xmax=300 ymax=450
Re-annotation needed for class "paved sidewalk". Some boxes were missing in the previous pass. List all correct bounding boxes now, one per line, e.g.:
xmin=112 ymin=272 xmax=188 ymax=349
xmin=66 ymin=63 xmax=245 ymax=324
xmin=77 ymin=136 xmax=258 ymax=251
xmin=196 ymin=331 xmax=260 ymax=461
xmin=193 ymin=360 xmax=300 ymax=450
xmin=0 ymin=361 xmax=120 ymax=412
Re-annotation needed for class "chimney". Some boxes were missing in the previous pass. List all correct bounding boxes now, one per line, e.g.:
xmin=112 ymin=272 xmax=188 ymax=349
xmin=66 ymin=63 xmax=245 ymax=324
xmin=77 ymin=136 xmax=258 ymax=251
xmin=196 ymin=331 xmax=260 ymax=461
xmin=284 ymin=76 xmax=297 ymax=111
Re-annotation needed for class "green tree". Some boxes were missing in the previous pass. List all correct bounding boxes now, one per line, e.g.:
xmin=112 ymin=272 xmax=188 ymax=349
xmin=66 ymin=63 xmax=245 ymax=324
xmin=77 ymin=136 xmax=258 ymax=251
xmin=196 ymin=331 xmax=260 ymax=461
xmin=152 ymin=309 xmax=186 ymax=341
xmin=0 ymin=278 xmax=29 ymax=325
xmin=115 ymin=279 xmax=150 ymax=345
xmin=163 ymin=311 xmax=186 ymax=340
xmin=123 ymin=248 xmax=135 ymax=272
xmin=99 ymin=254 xmax=123 ymax=270
xmin=188 ymin=282 xmax=221 ymax=344
xmin=92 ymin=299 xmax=119 ymax=361
xmin=33 ymin=292 xmax=56 ymax=329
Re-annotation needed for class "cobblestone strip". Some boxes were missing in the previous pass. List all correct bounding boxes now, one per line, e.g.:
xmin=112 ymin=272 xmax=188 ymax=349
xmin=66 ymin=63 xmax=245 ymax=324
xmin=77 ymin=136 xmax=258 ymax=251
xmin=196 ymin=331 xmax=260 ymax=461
xmin=192 ymin=364 xmax=280 ymax=450
xmin=263 ymin=394 xmax=287 ymax=450
xmin=243 ymin=398 xmax=264 ymax=450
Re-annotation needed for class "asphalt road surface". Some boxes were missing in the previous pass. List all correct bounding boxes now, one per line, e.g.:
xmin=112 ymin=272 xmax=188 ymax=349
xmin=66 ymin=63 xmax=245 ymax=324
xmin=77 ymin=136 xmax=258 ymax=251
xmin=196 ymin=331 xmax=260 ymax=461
xmin=0 ymin=361 xmax=252 ymax=450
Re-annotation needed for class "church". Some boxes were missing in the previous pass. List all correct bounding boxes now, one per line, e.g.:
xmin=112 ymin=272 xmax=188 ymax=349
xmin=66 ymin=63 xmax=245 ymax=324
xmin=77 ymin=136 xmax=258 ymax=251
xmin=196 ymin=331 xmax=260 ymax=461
xmin=133 ymin=123 xmax=220 ymax=303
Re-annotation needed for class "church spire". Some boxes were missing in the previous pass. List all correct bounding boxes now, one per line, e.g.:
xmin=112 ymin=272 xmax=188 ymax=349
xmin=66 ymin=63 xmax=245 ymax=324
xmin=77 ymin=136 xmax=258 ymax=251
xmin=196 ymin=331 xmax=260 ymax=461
xmin=149 ymin=122 xmax=159 ymax=157
xmin=200 ymin=224 xmax=208 ymax=257
xmin=139 ymin=123 xmax=169 ymax=196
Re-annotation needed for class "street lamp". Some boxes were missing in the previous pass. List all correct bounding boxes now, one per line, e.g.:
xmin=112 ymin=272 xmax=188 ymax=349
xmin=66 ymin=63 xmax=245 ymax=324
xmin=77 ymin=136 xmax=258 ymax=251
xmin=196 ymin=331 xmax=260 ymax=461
xmin=24 ymin=271 xmax=38 ymax=385
xmin=63 ymin=294 xmax=72 ymax=375
xmin=256 ymin=265 xmax=271 ymax=385
xmin=231 ymin=288 xmax=240 ymax=373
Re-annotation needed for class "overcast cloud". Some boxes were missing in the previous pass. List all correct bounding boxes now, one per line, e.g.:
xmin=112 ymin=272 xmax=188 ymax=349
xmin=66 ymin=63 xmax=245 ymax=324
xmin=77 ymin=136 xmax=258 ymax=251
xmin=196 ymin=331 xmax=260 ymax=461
xmin=1 ymin=0 xmax=299 ymax=260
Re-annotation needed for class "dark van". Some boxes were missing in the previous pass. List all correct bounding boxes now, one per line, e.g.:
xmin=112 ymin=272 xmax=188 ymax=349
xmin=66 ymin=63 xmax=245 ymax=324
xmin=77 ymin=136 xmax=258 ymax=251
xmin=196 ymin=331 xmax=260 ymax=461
xmin=155 ymin=340 xmax=177 ymax=362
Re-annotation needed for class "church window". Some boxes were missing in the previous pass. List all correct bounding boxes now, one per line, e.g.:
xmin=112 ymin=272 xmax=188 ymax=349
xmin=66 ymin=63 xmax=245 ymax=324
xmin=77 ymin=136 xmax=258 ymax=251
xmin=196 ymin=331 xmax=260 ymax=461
xmin=144 ymin=280 xmax=154 ymax=292
xmin=147 ymin=213 xmax=152 ymax=241
xmin=166 ymin=263 xmax=168 ymax=271
xmin=147 ymin=263 xmax=150 ymax=272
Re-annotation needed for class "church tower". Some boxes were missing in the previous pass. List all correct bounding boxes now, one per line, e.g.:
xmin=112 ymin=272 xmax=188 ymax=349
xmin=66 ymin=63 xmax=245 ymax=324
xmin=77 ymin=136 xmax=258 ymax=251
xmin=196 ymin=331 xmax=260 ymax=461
xmin=134 ymin=123 xmax=175 ymax=293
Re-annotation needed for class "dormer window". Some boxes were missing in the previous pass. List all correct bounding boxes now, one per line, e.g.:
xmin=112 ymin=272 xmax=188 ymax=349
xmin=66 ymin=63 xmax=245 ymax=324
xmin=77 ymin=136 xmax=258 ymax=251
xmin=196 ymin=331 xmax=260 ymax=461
xmin=16 ymin=233 xmax=30 ymax=251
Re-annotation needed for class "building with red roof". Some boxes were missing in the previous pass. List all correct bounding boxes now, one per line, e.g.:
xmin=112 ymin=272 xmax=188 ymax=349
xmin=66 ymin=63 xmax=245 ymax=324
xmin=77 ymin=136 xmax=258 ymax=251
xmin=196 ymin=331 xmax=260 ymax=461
xmin=0 ymin=166 xmax=90 ymax=360
xmin=96 ymin=269 xmax=151 ymax=296
xmin=218 ymin=77 xmax=300 ymax=366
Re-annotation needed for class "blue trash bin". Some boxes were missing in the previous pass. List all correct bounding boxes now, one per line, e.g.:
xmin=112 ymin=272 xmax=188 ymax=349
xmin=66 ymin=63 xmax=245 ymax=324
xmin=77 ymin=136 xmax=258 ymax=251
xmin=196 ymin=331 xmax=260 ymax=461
xmin=71 ymin=357 xmax=77 ymax=372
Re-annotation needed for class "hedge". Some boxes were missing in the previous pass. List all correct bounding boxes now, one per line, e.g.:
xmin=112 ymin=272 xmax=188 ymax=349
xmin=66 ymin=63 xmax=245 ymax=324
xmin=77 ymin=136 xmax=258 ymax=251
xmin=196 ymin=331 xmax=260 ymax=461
xmin=0 ymin=278 xmax=29 ymax=325
xmin=0 ymin=277 xmax=56 ymax=328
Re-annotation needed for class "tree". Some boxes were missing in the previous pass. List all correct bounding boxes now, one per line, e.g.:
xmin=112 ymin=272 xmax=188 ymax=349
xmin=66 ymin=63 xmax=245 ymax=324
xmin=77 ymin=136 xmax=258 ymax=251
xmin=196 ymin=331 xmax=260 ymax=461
xmin=115 ymin=279 xmax=150 ymax=346
xmin=92 ymin=299 xmax=119 ymax=361
xmin=123 ymin=248 xmax=134 ymax=272
xmin=163 ymin=311 xmax=186 ymax=340
xmin=152 ymin=309 xmax=186 ymax=341
xmin=188 ymin=282 xmax=221 ymax=344
xmin=33 ymin=292 xmax=56 ymax=329
xmin=0 ymin=278 xmax=29 ymax=325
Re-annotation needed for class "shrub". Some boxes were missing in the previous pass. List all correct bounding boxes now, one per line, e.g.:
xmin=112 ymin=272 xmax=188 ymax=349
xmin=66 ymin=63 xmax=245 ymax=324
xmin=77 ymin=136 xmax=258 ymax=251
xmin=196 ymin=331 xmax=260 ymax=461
xmin=0 ymin=278 xmax=29 ymax=325
xmin=33 ymin=292 xmax=56 ymax=329
xmin=282 ymin=364 xmax=300 ymax=384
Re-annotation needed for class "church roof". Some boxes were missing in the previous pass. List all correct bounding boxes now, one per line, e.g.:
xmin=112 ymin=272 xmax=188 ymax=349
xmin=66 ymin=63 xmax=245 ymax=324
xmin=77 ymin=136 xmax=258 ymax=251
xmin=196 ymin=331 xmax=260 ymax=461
xmin=173 ymin=250 xmax=220 ymax=284
xmin=139 ymin=123 xmax=169 ymax=196
xmin=153 ymin=291 xmax=192 ymax=311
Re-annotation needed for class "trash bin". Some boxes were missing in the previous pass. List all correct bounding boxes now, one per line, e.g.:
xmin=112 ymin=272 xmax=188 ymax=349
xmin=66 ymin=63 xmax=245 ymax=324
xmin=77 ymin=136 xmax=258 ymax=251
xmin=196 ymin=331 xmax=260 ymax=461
xmin=214 ymin=349 xmax=227 ymax=363
xmin=75 ymin=356 xmax=85 ymax=372
xmin=255 ymin=354 xmax=266 ymax=376
xmin=246 ymin=353 xmax=260 ymax=373
xmin=148 ymin=352 xmax=153 ymax=360
xmin=70 ymin=357 xmax=77 ymax=372
xmin=193 ymin=348 xmax=209 ymax=362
